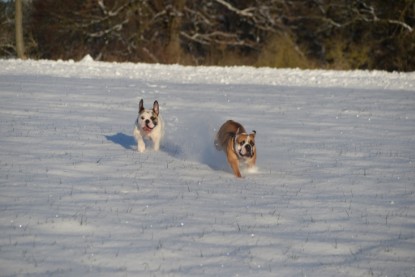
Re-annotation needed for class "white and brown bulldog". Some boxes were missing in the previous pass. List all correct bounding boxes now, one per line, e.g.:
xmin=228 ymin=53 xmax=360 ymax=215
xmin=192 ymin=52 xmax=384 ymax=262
xmin=133 ymin=99 xmax=164 ymax=152
xmin=215 ymin=120 xmax=257 ymax=178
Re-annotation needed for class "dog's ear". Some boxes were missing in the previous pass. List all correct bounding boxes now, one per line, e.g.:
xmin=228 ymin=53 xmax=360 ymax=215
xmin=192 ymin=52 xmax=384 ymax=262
xmin=139 ymin=99 xmax=144 ymax=113
xmin=249 ymin=130 xmax=256 ymax=139
xmin=153 ymin=100 xmax=159 ymax=116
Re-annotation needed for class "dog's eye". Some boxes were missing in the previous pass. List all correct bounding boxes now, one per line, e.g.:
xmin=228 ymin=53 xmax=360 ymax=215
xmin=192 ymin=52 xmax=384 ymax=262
xmin=250 ymin=141 xmax=255 ymax=146
xmin=150 ymin=116 xmax=156 ymax=121
xmin=240 ymin=140 xmax=245 ymax=146
xmin=141 ymin=116 xmax=144 ymax=120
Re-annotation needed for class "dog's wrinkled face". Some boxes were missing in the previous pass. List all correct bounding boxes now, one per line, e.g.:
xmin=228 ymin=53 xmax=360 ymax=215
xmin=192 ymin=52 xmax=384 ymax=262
xmin=138 ymin=99 xmax=159 ymax=134
xmin=234 ymin=131 xmax=256 ymax=158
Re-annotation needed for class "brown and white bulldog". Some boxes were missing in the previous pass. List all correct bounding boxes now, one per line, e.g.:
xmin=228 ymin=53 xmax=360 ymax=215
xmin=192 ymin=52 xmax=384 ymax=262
xmin=133 ymin=99 xmax=164 ymax=152
xmin=215 ymin=120 xmax=256 ymax=178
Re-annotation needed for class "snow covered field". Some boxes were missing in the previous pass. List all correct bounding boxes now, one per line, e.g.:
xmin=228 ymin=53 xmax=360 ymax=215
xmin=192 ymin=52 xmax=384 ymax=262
xmin=0 ymin=59 xmax=414 ymax=276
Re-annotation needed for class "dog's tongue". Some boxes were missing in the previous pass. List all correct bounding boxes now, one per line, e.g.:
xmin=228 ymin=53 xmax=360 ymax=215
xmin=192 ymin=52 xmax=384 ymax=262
xmin=143 ymin=126 xmax=153 ymax=133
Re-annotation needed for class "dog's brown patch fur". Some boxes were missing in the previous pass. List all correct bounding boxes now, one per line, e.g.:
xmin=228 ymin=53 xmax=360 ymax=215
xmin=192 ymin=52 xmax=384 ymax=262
xmin=215 ymin=120 xmax=256 ymax=178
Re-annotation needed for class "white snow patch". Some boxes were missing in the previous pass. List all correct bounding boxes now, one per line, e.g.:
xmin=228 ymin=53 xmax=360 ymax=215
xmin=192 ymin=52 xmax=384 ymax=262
xmin=0 ymin=59 xmax=414 ymax=276
xmin=80 ymin=54 xmax=94 ymax=63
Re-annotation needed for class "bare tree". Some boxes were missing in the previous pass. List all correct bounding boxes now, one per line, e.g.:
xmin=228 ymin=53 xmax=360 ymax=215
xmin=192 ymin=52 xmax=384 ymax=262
xmin=27 ymin=0 xmax=414 ymax=70
xmin=0 ymin=1 xmax=15 ymax=57
xmin=15 ymin=0 xmax=26 ymax=59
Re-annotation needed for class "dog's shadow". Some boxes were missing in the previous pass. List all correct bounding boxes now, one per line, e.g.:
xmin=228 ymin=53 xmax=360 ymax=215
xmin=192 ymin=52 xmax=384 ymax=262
xmin=105 ymin=132 xmax=184 ymax=158
xmin=105 ymin=132 xmax=136 ymax=150
xmin=201 ymin=144 xmax=230 ymax=172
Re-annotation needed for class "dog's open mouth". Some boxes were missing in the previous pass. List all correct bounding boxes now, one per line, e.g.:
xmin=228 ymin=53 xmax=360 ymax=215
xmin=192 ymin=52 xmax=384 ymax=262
xmin=239 ymin=150 xmax=254 ymax=158
xmin=142 ymin=126 xmax=153 ymax=133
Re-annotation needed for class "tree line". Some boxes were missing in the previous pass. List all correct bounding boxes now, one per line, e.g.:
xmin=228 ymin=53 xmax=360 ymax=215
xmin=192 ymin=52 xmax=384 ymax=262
xmin=1 ymin=0 xmax=414 ymax=71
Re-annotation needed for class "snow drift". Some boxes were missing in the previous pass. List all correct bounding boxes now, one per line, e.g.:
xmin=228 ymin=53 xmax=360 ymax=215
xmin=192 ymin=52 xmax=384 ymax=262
xmin=0 ymin=59 xmax=414 ymax=276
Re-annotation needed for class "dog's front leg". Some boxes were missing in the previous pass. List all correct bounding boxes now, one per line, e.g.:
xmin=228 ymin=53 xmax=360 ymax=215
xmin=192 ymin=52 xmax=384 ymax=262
xmin=228 ymin=156 xmax=242 ymax=178
xmin=247 ymin=157 xmax=256 ymax=169
xmin=150 ymin=132 xmax=161 ymax=151
xmin=153 ymin=138 xmax=160 ymax=151
xmin=137 ymin=137 xmax=146 ymax=152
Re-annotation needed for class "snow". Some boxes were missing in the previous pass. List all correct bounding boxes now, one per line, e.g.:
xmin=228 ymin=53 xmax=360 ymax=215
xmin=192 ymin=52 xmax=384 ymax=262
xmin=0 ymin=58 xmax=414 ymax=276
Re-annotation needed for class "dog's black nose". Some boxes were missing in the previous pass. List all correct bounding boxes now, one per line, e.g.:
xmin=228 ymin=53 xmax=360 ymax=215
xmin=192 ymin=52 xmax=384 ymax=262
xmin=245 ymin=144 xmax=251 ymax=152
xmin=145 ymin=119 xmax=150 ymax=124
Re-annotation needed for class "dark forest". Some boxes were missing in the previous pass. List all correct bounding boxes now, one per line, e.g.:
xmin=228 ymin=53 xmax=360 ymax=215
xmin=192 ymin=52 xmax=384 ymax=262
xmin=1 ymin=0 xmax=414 ymax=71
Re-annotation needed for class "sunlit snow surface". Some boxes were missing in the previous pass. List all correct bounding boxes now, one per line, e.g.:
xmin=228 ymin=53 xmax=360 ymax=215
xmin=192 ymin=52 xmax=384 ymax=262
xmin=1 ymin=59 xmax=414 ymax=276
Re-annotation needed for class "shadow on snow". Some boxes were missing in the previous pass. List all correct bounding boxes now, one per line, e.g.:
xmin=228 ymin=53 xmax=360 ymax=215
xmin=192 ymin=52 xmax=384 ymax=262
xmin=104 ymin=132 xmax=228 ymax=173
xmin=105 ymin=132 xmax=135 ymax=150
